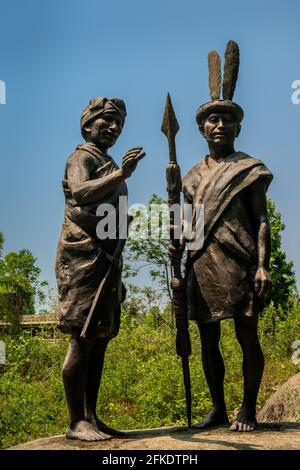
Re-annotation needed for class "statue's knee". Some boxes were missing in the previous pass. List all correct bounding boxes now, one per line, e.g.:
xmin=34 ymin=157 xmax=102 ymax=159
xmin=62 ymin=360 xmax=77 ymax=380
xmin=62 ymin=353 xmax=86 ymax=379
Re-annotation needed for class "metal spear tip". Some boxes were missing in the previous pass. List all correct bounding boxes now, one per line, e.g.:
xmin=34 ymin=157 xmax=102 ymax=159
xmin=161 ymin=93 xmax=180 ymax=137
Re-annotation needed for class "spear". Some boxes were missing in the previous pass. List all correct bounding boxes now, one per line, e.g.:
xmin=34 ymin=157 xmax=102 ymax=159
xmin=161 ymin=93 xmax=192 ymax=428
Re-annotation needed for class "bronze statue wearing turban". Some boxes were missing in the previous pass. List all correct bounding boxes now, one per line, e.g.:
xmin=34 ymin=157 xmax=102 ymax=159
xmin=55 ymin=96 xmax=145 ymax=441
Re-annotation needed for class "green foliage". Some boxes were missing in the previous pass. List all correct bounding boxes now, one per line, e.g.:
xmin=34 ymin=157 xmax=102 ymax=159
xmin=0 ymin=232 xmax=3 ymax=257
xmin=124 ymin=194 xmax=172 ymax=299
xmin=0 ymin=332 xmax=68 ymax=448
xmin=122 ymin=284 xmax=173 ymax=328
xmin=0 ymin=249 xmax=48 ymax=312
xmin=1 ymin=298 xmax=299 ymax=449
xmin=0 ymin=242 xmax=48 ymax=330
xmin=267 ymin=198 xmax=297 ymax=309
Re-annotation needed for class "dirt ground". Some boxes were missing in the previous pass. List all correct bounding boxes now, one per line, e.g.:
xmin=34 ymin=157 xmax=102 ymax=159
xmin=8 ymin=423 xmax=300 ymax=451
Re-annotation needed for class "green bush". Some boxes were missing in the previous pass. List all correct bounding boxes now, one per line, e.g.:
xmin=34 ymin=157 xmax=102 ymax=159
xmin=0 ymin=299 xmax=299 ymax=449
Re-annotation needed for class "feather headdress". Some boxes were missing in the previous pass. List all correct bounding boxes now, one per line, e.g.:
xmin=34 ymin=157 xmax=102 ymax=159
xmin=196 ymin=40 xmax=244 ymax=124
xmin=208 ymin=50 xmax=221 ymax=101
xmin=222 ymin=40 xmax=240 ymax=101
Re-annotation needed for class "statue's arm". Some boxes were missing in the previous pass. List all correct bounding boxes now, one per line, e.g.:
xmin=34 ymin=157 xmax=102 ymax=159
xmin=67 ymin=153 xmax=125 ymax=205
xmin=244 ymin=178 xmax=272 ymax=298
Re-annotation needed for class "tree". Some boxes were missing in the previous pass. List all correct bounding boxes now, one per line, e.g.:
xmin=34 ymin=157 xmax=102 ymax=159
xmin=0 ymin=235 xmax=48 ymax=329
xmin=266 ymin=198 xmax=297 ymax=309
xmin=124 ymin=194 xmax=297 ymax=311
xmin=124 ymin=194 xmax=172 ymax=300
xmin=0 ymin=232 xmax=3 ymax=257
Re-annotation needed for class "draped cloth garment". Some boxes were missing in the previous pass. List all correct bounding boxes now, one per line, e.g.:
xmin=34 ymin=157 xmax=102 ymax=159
xmin=55 ymin=143 xmax=127 ymax=337
xmin=182 ymin=152 xmax=273 ymax=324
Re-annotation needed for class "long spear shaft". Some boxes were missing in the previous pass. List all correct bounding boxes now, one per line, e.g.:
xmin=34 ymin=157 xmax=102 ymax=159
xmin=161 ymin=93 xmax=192 ymax=427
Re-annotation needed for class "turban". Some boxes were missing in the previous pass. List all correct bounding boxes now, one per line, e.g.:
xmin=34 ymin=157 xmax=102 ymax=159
xmin=80 ymin=97 xmax=127 ymax=136
xmin=196 ymin=100 xmax=244 ymax=125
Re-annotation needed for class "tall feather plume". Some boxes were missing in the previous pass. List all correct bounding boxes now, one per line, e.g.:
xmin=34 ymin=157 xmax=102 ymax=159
xmin=222 ymin=40 xmax=240 ymax=100
xmin=208 ymin=50 xmax=221 ymax=100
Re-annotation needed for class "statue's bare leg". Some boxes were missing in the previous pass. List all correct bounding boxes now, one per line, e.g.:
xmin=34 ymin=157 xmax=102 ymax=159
xmin=193 ymin=321 xmax=229 ymax=429
xmin=62 ymin=331 xmax=111 ymax=441
xmin=84 ymin=336 xmax=126 ymax=437
xmin=230 ymin=317 xmax=264 ymax=432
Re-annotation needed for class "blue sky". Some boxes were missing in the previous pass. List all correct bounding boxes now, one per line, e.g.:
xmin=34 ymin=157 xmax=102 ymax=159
xmin=0 ymin=0 xmax=300 ymax=301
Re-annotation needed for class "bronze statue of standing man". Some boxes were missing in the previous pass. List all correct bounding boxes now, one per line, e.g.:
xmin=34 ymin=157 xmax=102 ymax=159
xmin=170 ymin=41 xmax=273 ymax=431
xmin=55 ymin=97 xmax=145 ymax=441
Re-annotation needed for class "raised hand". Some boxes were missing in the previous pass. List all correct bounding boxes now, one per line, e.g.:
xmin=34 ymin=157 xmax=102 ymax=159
xmin=121 ymin=147 xmax=145 ymax=178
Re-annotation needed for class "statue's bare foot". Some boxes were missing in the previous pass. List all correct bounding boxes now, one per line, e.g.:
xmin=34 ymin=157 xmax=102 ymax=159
xmin=229 ymin=408 xmax=257 ymax=432
xmin=193 ymin=407 xmax=229 ymax=430
xmin=66 ymin=420 xmax=112 ymax=441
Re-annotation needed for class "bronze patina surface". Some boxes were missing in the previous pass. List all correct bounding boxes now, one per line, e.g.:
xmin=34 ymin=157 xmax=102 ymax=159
xmin=171 ymin=41 xmax=273 ymax=432
xmin=55 ymin=96 xmax=145 ymax=441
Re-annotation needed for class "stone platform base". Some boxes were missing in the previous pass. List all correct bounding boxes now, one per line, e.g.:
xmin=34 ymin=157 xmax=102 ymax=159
xmin=8 ymin=423 xmax=300 ymax=451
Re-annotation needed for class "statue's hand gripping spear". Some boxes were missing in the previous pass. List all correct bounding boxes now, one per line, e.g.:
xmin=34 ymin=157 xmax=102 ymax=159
xmin=161 ymin=93 xmax=192 ymax=427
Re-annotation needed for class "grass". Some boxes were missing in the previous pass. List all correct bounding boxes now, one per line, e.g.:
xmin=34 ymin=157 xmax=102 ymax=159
xmin=0 ymin=300 xmax=299 ymax=449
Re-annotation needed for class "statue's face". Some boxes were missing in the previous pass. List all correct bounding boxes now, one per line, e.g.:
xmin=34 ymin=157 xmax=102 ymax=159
xmin=86 ymin=111 xmax=124 ymax=150
xmin=201 ymin=112 xmax=240 ymax=146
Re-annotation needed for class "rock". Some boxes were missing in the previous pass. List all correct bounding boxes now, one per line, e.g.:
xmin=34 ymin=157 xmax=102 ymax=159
xmin=258 ymin=373 xmax=300 ymax=423
xmin=8 ymin=424 xmax=300 ymax=451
